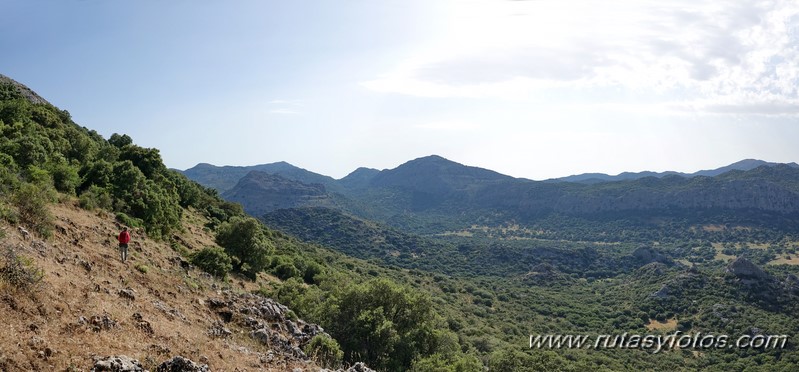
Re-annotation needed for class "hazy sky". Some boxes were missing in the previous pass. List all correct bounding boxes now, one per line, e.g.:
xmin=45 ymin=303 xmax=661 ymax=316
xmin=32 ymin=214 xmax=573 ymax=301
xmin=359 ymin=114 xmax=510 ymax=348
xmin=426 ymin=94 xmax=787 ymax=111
xmin=2 ymin=0 xmax=798 ymax=180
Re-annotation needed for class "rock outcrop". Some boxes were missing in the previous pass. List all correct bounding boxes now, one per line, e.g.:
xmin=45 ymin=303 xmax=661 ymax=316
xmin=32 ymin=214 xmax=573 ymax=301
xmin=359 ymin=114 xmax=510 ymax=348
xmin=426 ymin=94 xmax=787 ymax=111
xmin=726 ymin=257 xmax=771 ymax=282
xmin=206 ymin=291 xmax=328 ymax=362
xmin=321 ymin=362 xmax=376 ymax=372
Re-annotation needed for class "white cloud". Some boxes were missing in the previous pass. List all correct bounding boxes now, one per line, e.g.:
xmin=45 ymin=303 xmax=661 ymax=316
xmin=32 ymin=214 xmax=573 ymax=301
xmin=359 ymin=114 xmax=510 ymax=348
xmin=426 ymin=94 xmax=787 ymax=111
xmin=361 ymin=0 xmax=799 ymax=116
xmin=415 ymin=120 xmax=481 ymax=131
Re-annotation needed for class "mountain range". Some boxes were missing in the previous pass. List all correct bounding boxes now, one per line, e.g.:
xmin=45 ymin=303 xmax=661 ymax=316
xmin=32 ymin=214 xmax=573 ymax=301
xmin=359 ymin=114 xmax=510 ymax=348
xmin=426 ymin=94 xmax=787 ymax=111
xmin=182 ymin=155 xmax=799 ymax=235
xmin=183 ymin=156 xmax=799 ymax=194
xmin=555 ymin=158 xmax=799 ymax=183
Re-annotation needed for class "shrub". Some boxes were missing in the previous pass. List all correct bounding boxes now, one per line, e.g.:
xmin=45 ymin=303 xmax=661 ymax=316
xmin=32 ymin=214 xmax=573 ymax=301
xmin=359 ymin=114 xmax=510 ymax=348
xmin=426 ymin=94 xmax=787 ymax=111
xmin=0 ymin=246 xmax=44 ymax=291
xmin=271 ymin=255 xmax=300 ymax=280
xmin=115 ymin=212 xmax=143 ymax=229
xmin=410 ymin=352 xmax=484 ymax=372
xmin=134 ymin=264 xmax=149 ymax=274
xmin=0 ymin=202 xmax=19 ymax=225
xmin=273 ymin=261 xmax=300 ymax=280
xmin=12 ymin=183 xmax=54 ymax=237
xmin=304 ymin=334 xmax=344 ymax=369
xmin=191 ymin=246 xmax=233 ymax=278
xmin=78 ymin=185 xmax=113 ymax=211
xmin=302 ymin=261 xmax=323 ymax=284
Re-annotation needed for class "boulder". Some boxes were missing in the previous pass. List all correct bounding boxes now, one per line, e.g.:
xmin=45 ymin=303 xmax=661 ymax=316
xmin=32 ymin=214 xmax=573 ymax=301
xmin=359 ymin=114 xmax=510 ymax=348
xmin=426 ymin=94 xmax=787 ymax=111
xmin=118 ymin=288 xmax=136 ymax=301
xmin=345 ymin=363 xmax=376 ymax=372
xmin=92 ymin=355 xmax=144 ymax=372
xmin=155 ymin=356 xmax=209 ymax=372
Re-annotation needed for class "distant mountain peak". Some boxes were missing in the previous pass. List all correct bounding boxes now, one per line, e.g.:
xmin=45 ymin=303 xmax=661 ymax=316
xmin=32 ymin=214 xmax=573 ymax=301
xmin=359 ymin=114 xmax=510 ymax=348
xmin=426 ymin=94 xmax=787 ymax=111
xmin=415 ymin=154 xmax=448 ymax=161
xmin=339 ymin=167 xmax=381 ymax=190
xmin=404 ymin=154 xmax=458 ymax=166
xmin=349 ymin=166 xmax=380 ymax=173
xmin=369 ymin=155 xmax=513 ymax=207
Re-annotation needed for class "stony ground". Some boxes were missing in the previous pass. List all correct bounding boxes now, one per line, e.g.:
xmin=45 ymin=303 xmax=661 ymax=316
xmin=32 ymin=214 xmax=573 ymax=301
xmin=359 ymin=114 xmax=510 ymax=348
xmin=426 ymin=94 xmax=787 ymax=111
xmin=0 ymin=200 xmax=331 ymax=371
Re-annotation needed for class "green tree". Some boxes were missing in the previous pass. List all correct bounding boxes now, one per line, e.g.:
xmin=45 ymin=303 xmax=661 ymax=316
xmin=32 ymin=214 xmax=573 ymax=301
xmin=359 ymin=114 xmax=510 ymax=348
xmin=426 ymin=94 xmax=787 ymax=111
xmin=329 ymin=278 xmax=437 ymax=371
xmin=48 ymin=158 xmax=80 ymax=194
xmin=215 ymin=216 xmax=273 ymax=276
xmin=108 ymin=133 xmax=132 ymax=148
xmin=12 ymin=183 xmax=55 ymax=237
xmin=119 ymin=144 xmax=166 ymax=178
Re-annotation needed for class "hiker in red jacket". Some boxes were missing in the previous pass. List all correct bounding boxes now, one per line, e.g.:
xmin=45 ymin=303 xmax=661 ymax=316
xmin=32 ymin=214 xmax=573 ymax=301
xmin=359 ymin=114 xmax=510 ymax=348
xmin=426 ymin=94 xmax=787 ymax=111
xmin=118 ymin=227 xmax=131 ymax=263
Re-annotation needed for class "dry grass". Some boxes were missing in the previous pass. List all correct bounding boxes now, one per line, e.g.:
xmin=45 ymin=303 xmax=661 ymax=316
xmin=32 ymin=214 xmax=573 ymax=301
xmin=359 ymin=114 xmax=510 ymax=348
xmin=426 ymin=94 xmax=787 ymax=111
xmin=676 ymin=259 xmax=693 ymax=267
xmin=712 ymin=243 xmax=736 ymax=262
xmin=702 ymin=224 xmax=725 ymax=232
xmin=769 ymin=255 xmax=799 ymax=266
xmin=436 ymin=230 xmax=474 ymax=237
xmin=0 ymin=200 xmax=316 ymax=371
xmin=645 ymin=318 xmax=678 ymax=332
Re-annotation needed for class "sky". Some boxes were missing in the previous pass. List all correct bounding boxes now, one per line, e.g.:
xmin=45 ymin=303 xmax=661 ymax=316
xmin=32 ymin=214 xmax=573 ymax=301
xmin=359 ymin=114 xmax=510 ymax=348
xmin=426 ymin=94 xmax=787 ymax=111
xmin=1 ymin=0 xmax=798 ymax=180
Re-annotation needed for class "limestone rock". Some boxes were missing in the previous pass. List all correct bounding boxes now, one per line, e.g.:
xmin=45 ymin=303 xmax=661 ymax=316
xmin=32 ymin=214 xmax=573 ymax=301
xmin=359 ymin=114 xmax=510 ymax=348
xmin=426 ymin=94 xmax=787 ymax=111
xmin=632 ymin=246 xmax=672 ymax=265
xmin=726 ymin=257 xmax=771 ymax=281
xmin=92 ymin=355 xmax=144 ymax=372
xmin=155 ymin=356 xmax=209 ymax=372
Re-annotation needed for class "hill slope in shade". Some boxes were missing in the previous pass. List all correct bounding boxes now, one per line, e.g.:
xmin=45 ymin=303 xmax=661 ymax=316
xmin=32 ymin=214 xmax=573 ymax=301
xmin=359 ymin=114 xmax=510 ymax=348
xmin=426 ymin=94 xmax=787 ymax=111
xmin=338 ymin=167 xmax=380 ymax=190
xmin=222 ymin=171 xmax=332 ymax=217
xmin=181 ymin=161 xmax=340 ymax=193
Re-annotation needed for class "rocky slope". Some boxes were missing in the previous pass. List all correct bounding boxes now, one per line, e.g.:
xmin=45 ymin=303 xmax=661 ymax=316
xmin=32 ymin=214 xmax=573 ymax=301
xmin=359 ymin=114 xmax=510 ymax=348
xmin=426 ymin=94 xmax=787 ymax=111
xmin=0 ymin=200 xmax=356 ymax=371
